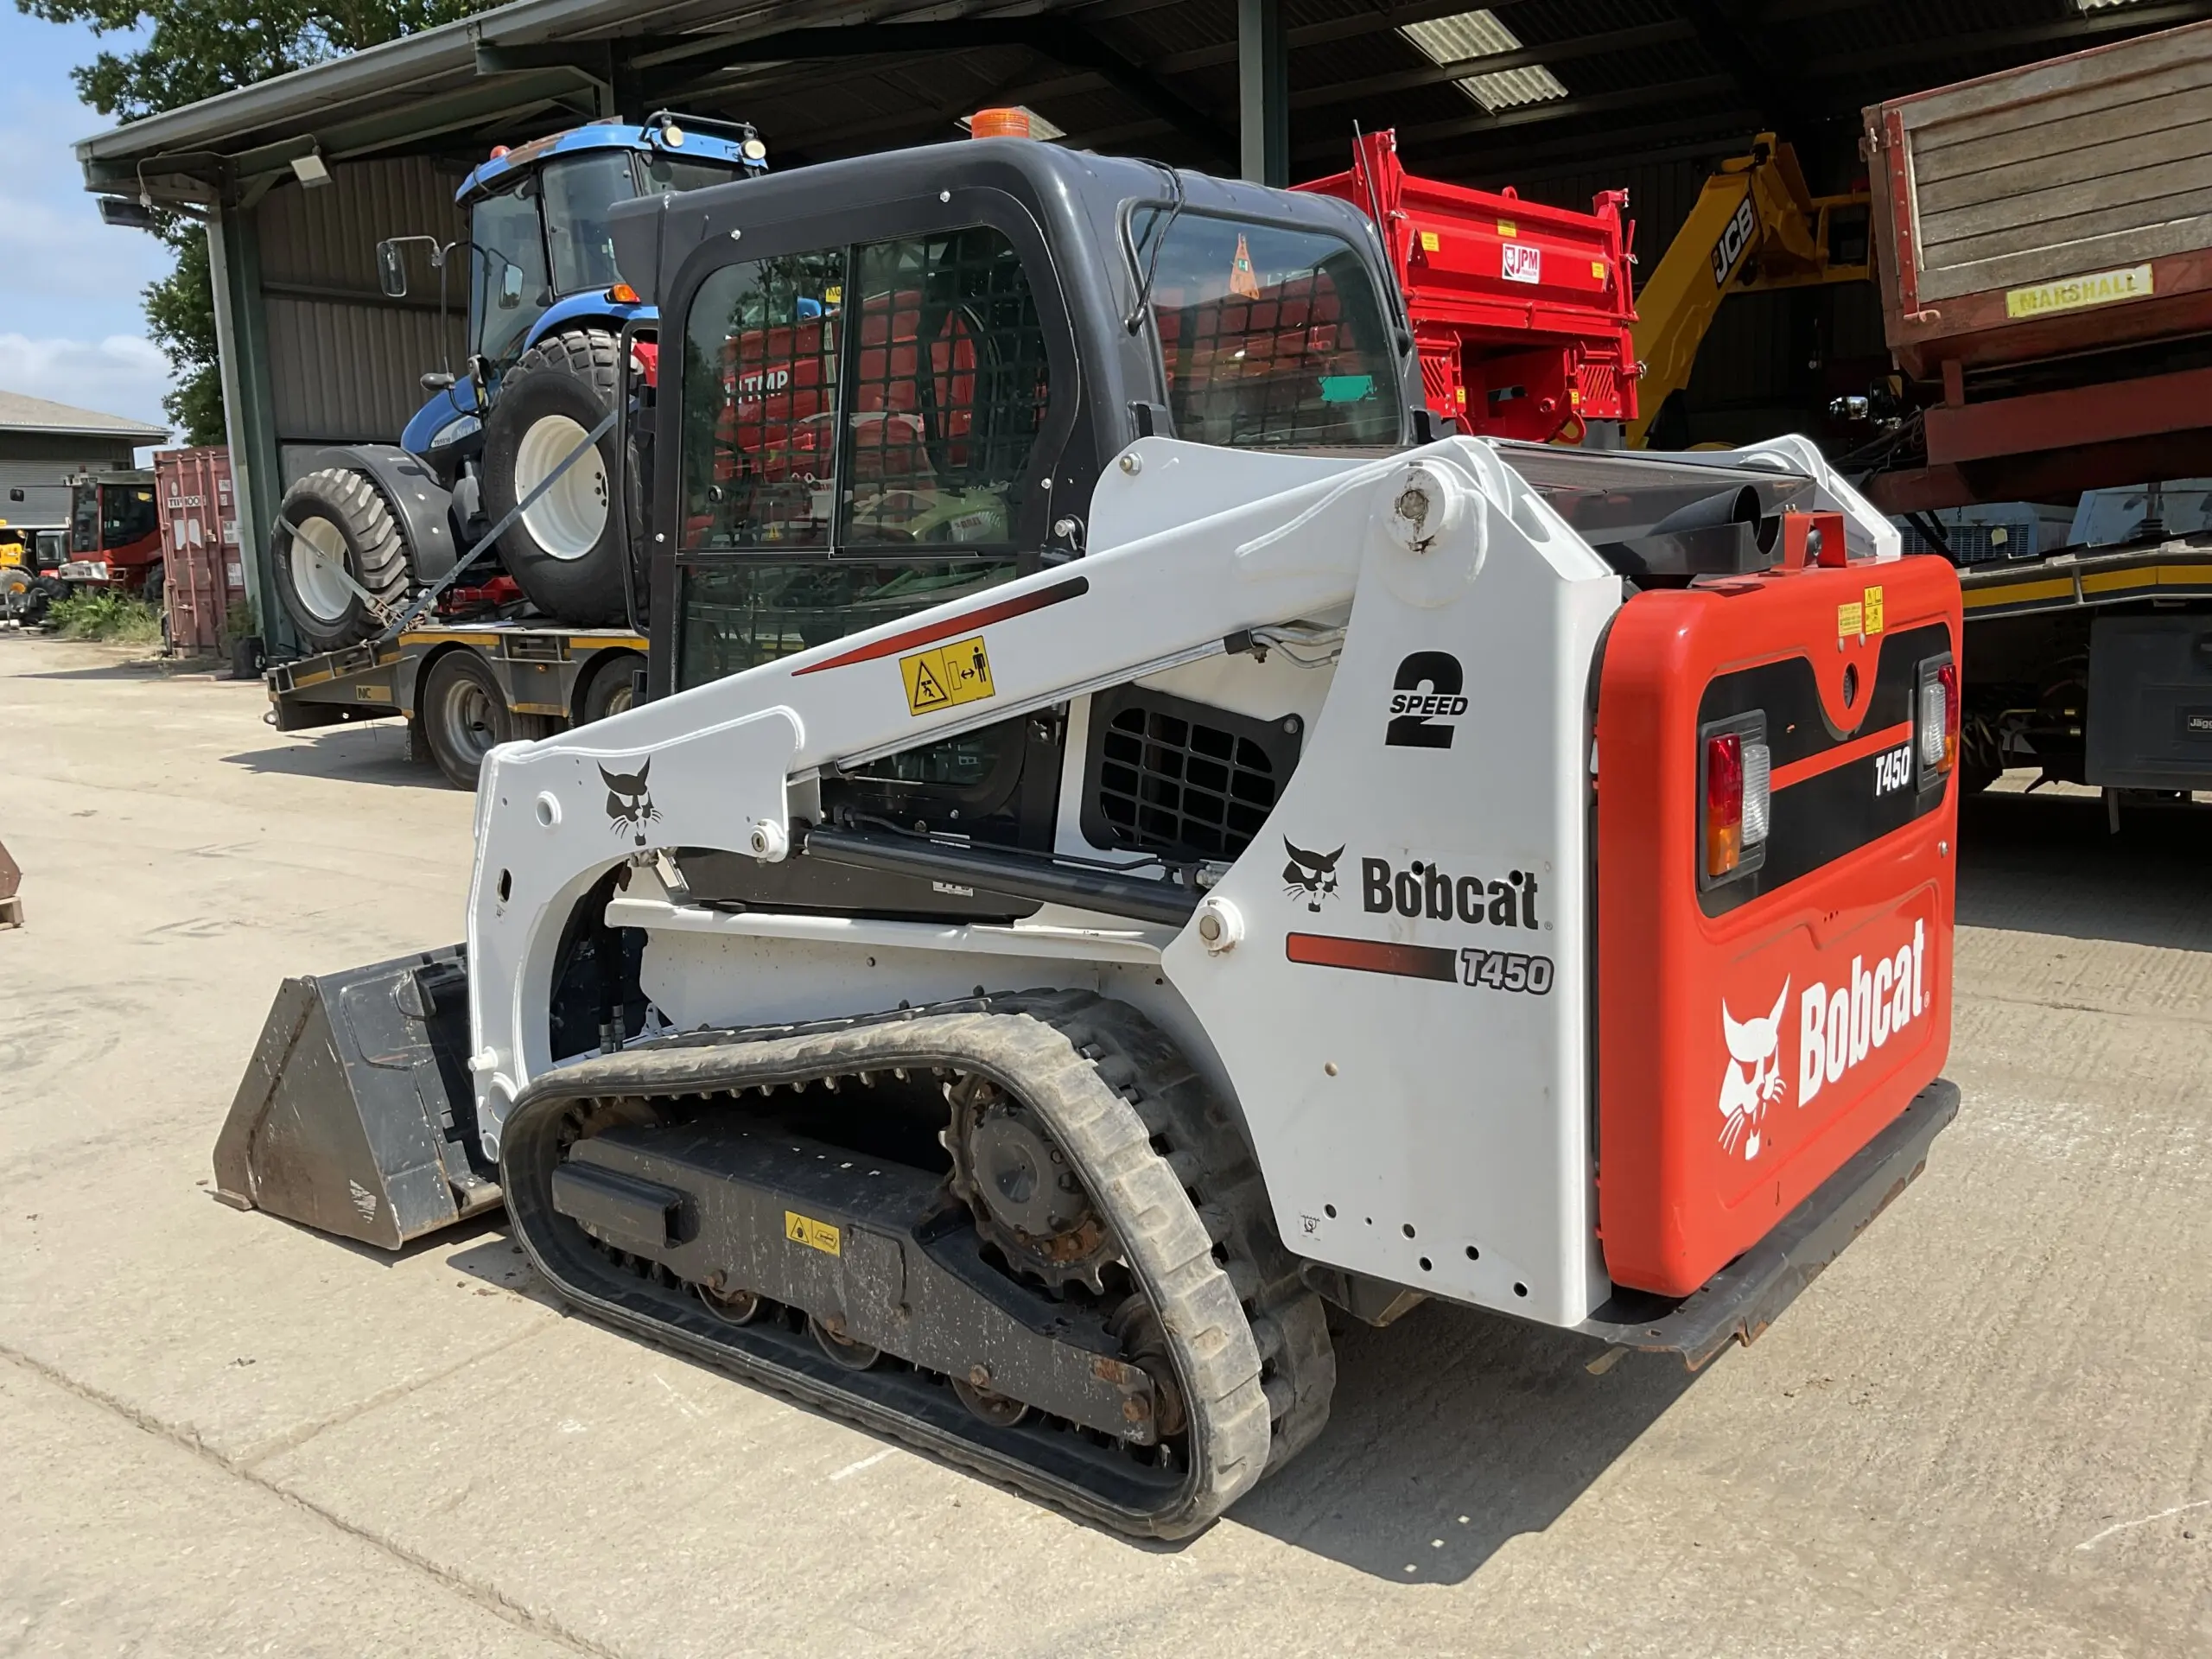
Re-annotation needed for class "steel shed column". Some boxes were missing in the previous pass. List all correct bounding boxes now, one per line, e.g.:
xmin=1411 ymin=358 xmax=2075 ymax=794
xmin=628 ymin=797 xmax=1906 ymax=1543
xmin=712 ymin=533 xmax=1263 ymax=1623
xmin=206 ymin=203 xmax=290 ymax=652
xmin=1237 ymin=0 xmax=1288 ymax=187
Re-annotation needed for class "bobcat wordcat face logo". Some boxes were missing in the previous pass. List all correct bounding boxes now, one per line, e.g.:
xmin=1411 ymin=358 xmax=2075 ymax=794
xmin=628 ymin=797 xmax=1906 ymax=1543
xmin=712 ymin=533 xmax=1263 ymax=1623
xmin=1717 ymin=980 xmax=1791 ymax=1160
xmin=1281 ymin=840 xmax=1344 ymax=912
xmin=1718 ymin=919 xmax=1930 ymax=1161
xmin=601 ymin=761 xmax=660 ymax=848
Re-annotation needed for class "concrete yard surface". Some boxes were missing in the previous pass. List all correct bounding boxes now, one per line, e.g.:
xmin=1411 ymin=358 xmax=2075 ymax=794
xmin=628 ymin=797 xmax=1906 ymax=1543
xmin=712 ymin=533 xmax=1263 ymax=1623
xmin=2 ymin=632 xmax=2207 ymax=1656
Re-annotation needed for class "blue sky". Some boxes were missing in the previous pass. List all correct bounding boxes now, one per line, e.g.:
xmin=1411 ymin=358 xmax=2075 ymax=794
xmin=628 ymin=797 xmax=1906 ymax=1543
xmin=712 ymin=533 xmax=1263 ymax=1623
xmin=3 ymin=10 xmax=175 ymax=434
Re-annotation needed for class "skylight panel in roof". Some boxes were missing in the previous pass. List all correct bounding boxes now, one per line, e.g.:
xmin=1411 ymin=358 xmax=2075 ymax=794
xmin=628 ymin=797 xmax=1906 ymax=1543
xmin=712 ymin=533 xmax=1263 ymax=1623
xmin=1399 ymin=10 xmax=1569 ymax=113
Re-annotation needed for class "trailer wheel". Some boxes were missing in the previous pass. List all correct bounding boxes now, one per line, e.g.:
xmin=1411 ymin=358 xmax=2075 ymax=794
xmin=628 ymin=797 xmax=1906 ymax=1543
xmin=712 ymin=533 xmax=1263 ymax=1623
xmin=272 ymin=468 xmax=411 ymax=650
xmin=419 ymin=650 xmax=518 ymax=790
xmin=482 ymin=329 xmax=626 ymax=626
xmin=578 ymin=650 xmax=642 ymax=725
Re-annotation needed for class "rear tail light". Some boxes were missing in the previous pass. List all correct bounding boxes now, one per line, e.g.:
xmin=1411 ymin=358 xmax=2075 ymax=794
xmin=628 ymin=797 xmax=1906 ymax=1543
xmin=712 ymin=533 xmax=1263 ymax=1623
xmin=1918 ymin=655 xmax=1959 ymax=782
xmin=1700 ymin=716 xmax=1770 ymax=885
xmin=1705 ymin=733 xmax=1742 ymax=878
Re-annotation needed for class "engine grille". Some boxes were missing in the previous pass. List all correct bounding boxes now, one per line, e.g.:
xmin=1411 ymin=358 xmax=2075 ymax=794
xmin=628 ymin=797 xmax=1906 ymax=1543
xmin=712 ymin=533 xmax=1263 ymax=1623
xmin=1080 ymin=686 xmax=1303 ymax=863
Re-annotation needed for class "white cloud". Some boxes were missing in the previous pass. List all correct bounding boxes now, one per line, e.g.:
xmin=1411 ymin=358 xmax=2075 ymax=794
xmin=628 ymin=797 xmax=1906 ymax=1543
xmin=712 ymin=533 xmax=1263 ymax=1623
xmin=0 ymin=333 xmax=174 ymax=434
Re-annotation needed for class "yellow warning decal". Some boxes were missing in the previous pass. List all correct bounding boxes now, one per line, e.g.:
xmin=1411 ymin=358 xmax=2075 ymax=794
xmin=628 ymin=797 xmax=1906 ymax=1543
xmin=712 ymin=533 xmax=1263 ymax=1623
xmin=785 ymin=1211 xmax=841 ymax=1255
xmin=1590 ymin=259 xmax=1605 ymax=281
xmin=1420 ymin=230 xmax=1440 ymax=252
xmin=1497 ymin=219 xmax=1517 ymax=238
xmin=1838 ymin=600 xmax=1864 ymax=639
xmin=2004 ymin=263 xmax=2150 ymax=320
xmin=900 ymin=633 xmax=995 ymax=716
xmin=1862 ymin=584 xmax=1885 ymax=637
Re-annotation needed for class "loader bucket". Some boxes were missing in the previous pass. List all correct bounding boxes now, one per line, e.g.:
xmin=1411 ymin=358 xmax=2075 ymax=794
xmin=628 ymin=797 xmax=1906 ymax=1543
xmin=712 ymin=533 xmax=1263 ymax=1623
xmin=213 ymin=945 xmax=501 ymax=1249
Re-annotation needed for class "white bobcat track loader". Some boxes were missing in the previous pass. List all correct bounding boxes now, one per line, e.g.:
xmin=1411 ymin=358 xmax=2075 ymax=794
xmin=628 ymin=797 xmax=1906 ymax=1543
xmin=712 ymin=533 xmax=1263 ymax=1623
xmin=217 ymin=138 xmax=1963 ymax=1539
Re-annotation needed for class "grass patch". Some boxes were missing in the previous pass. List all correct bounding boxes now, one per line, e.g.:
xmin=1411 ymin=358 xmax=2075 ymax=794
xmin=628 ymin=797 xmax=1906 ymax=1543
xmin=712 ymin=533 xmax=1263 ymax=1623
xmin=48 ymin=590 xmax=163 ymax=645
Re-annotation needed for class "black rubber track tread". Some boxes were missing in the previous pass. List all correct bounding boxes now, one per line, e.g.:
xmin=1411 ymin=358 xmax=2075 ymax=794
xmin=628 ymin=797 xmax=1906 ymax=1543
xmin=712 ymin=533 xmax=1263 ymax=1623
xmin=497 ymin=991 xmax=1332 ymax=1536
xmin=271 ymin=467 xmax=410 ymax=649
xmin=1047 ymin=997 xmax=1336 ymax=1477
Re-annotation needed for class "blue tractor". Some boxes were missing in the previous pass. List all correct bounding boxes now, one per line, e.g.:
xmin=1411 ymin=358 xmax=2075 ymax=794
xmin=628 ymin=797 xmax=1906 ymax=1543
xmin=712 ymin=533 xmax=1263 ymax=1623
xmin=270 ymin=113 xmax=767 ymax=649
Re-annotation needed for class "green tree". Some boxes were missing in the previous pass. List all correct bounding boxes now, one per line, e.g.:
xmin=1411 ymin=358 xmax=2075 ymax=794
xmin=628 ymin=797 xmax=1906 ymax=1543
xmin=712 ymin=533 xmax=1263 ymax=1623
xmin=23 ymin=0 xmax=484 ymax=440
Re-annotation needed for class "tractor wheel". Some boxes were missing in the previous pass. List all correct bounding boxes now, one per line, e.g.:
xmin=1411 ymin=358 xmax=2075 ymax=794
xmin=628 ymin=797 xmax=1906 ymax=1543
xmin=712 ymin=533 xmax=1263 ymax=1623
xmin=272 ymin=469 xmax=411 ymax=650
xmin=481 ymin=329 xmax=626 ymax=626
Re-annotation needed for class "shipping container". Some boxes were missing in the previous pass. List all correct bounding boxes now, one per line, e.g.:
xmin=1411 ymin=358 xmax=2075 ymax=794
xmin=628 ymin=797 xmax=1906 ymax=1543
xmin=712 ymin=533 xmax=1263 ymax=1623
xmin=156 ymin=446 xmax=244 ymax=653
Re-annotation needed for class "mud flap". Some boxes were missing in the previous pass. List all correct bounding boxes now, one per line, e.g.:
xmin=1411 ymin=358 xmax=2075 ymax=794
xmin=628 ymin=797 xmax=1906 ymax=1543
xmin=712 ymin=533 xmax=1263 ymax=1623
xmin=213 ymin=945 xmax=500 ymax=1249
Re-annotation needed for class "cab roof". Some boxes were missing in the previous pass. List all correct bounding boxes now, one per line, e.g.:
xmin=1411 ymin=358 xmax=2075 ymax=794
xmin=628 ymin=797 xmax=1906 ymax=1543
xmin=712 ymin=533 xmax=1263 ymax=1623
xmin=455 ymin=116 xmax=760 ymax=206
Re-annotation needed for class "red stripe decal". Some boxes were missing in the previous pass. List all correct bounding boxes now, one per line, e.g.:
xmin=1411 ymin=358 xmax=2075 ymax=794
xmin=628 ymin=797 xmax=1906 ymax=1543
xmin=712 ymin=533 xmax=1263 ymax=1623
xmin=1286 ymin=932 xmax=1458 ymax=982
xmin=791 ymin=575 xmax=1090 ymax=675
xmin=1771 ymin=720 xmax=1914 ymax=791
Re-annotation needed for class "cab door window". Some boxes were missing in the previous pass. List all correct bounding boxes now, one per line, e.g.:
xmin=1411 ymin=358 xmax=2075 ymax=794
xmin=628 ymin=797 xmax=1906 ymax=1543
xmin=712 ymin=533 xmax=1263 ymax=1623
xmin=680 ymin=250 xmax=847 ymax=553
xmin=674 ymin=226 xmax=1055 ymax=692
xmin=540 ymin=152 xmax=634 ymax=296
xmin=471 ymin=182 xmax=550 ymax=367
xmin=842 ymin=226 xmax=1050 ymax=550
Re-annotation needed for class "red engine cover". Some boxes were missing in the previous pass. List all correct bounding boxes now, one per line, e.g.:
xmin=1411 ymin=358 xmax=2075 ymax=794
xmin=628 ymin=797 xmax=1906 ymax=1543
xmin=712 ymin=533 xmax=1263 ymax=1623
xmin=1593 ymin=552 xmax=1961 ymax=1296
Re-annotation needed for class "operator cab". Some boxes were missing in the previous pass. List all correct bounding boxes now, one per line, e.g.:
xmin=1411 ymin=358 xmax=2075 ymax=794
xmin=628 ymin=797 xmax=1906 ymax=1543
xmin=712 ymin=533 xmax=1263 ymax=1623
xmin=611 ymin=137 xmax=1417 ymax=904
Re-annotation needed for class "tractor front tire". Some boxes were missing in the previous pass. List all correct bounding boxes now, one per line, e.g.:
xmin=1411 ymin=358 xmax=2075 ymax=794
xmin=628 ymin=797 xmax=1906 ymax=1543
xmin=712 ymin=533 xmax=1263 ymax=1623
xmin=272 ymin=469 xmax=411 ymax=651
xmin=481 ymin=329 xmax=626 ymax=626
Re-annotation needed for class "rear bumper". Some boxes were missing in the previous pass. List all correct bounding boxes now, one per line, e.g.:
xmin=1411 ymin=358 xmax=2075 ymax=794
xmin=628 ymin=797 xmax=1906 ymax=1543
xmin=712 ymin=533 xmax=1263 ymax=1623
xmin=1579 ymin=1076 xmax=1959 ymax=1369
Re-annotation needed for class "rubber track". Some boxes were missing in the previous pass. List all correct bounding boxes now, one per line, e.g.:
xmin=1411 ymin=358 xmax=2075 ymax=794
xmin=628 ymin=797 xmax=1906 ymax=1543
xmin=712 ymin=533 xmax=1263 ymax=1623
xmin=498 ymin=991 xmax=1334 ymax=1537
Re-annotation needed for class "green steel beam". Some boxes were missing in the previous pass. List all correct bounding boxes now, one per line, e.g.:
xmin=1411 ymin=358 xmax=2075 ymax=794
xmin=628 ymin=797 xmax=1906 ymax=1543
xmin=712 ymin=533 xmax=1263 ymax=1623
xmin=205 ymin=203 xmax=289 ymax=652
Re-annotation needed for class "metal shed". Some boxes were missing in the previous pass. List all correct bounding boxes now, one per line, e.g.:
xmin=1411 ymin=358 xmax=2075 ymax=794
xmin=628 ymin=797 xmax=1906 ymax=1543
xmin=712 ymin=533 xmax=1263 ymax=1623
xmin=75 ymin=0 xmax=2212 ymax=648
xmin=0 ymin=393 xmax=168 ymax=527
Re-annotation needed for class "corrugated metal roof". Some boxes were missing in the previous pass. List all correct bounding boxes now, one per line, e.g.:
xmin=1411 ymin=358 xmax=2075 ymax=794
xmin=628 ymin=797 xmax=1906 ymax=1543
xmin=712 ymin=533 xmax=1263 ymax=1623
xmin=0 ymin=392 xmax=168 ymax=442
xmin=77 ymin=0 xmax=2212 ymax=232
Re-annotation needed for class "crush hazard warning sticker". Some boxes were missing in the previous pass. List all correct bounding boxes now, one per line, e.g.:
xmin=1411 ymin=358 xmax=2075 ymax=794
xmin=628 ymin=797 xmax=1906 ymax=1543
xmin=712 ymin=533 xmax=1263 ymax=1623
xmin=900 ymin=633 xmax=995 ymax=715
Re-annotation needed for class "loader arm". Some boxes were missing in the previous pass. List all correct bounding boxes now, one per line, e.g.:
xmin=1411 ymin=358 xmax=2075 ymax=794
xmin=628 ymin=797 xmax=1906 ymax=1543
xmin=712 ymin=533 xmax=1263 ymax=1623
xmin=1629 ymin=137 xmax=1872 ymax=447
xmin=467 ymin=438 xmax=1481 ymax=1155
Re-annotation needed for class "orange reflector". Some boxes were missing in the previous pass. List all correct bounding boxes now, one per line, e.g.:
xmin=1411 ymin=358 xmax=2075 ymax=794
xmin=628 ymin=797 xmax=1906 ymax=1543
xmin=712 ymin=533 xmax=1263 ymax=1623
xmin=490 ymin=144 xmax=510 ymax=159
xmin=969 ymin=107 xmax=1031 ymax=139
xmin=607 ymin=282 xmax=640 ymax=304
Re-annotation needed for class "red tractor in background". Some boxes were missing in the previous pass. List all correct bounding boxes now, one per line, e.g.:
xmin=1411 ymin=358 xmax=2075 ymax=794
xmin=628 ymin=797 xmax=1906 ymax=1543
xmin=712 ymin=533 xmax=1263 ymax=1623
xmin=60 ymin=469 xmax=164 ymax=605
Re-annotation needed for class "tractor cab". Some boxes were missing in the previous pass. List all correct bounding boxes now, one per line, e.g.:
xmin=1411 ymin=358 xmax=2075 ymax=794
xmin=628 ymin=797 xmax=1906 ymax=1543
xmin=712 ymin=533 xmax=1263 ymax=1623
xmin=60 ymin=470 xmax=161 ymax=594
xmin=393 ymin=116 xmax=769 ymax=461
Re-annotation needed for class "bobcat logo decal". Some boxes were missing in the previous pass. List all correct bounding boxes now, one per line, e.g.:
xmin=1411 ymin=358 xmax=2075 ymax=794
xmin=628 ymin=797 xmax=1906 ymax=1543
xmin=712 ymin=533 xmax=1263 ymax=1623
xmin=1281 ymin=839 xmax=1344 ymax=912
xmin=1718 ymin=979 xmax=1790 ymax=1160
xmin=601 ymin=761 xmax=660 ymax=848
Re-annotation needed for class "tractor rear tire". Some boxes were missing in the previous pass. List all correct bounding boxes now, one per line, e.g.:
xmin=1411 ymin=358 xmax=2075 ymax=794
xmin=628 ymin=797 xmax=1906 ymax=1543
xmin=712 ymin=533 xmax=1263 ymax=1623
xmin=272 ymin=468 xmax=411 ymax=650
xmin=481 ymin=329 xmax=626 ymax=626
